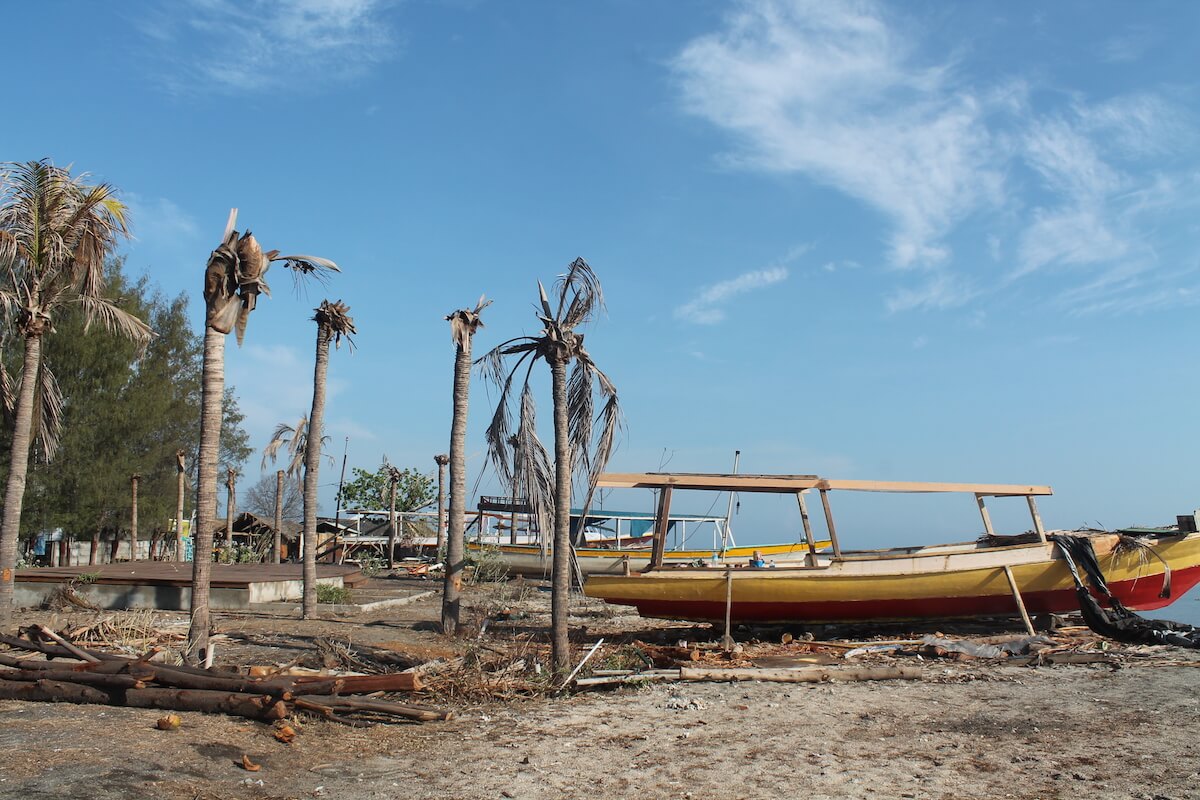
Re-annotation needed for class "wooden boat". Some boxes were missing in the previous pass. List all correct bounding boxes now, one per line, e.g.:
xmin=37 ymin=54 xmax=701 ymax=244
xmin=583 ymin=473 xmax=1200 ymax=624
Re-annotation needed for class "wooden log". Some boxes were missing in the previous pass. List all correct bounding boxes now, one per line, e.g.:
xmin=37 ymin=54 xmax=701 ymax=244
xmin=574 ymin=671 xmax=681 ymax=688
xmin=294 ymin=695 xmax=451 ymax=721
xmin=678 ymin=666 xmax=922 ymax=683
xmin=0 ymin=667 xmax=145 ymax=691
xmin=0 ymin=677 xmax=112 ymax=704
xmin=124 ymin=688 xmax=288 ymax=721
xmin=0 ymin=633 xmax=116 ymax=662
xmin=290 ymin=672 xmax=423 ymax=694
xmin=28 ymin=625 xmax=100 ymax=663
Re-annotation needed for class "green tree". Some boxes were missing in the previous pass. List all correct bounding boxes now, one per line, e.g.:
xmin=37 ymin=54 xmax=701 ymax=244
xmin=340 ymin=460 xmax=434 ymax=513
xmin=0 ymin=162 xmax=153 ymax=615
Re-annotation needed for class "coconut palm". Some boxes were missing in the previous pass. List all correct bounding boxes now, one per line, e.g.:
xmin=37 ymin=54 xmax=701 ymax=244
xmin=386 ymin=464 xmax=401 ymax=570
xmin=434 ymin=453 xmax=449 ymax=550
xmin=223 ymin=467 xmax=237 ymax=548
xmin=480 ymin=259 xmax=620 ymax=671
xmin=263 ymin=415 xmax=331 ymax=564
xmin=174 ymin=449 xmax=187 ymax=562
xmin=130 ymin=474 xmax=141 ymax=560
xmin=273 ymin=470 xmax=285 ymax=564
xmin=187 ymin=209 xmax=338 ymax=664
xmin=0 ymin=161 xmax=153 ymax=619
xmin=442 ymin=298 xmax=490 ymax=635
xmin=301 ymin=300 xmax=356 ymax=618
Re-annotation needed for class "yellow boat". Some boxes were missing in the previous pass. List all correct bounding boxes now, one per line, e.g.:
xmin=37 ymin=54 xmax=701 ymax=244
xmin=584 ymin=473 xmax=1200 ymax=624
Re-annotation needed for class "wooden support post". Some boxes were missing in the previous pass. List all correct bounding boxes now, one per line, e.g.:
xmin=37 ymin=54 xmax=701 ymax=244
xmin=721 ymin=569 xmax=734 ymax=652
xmin=819 ymin=489 xmax=842 ymax=559
xmin=1026 ymin=496 xmax=1047 ymax=543
xmin=975 ymin=494 xmax=996 ymax=537
xmin=1003 ymin=565 xmax=1036 ymax=636
xmin=647 ymin=487 xmax=672 ymax=570
xmin=796 ymin=491 xmax=819 ymax=566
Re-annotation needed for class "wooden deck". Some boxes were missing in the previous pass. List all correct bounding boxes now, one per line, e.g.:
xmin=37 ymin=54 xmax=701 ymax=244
xmin=16 ymin=562 xmax=366 ymax=589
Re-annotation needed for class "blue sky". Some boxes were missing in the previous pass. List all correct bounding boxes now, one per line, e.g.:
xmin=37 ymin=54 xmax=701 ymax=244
xmin=5 ymin=0 xmax=1200 ymax=548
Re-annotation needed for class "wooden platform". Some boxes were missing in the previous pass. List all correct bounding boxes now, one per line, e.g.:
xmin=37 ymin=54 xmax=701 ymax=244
xmin=14 ymin=562 xmax=365 ymax=610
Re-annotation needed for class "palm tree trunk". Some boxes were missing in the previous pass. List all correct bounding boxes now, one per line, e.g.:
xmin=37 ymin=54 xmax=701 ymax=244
xmin=175 ymin=458 xmax=186 ymax=562
xmin=273 ymin=470 xmax=284 ymax=564
xmin=387 ymin=475 xmax=397 ymax=570
xmin=187 ymin=327 xmax=225 ymax=663
xmin=130 ymin=474 xmax=140 ymax=561
xmin=549 ymin=356 xmax=572 ymax=673
xmin=0 ymin=332 xmax=45 ymax=621
xmin=302 ymin=325 xmax=332 ymax=618
xmin=436 ymin=457 xmax=448 ymax=553
xmin=442 ymin=337 xmax=473 ymax=635
xmin=225 ymin=469 xmax=236 ymax=548
xmin=89 ymin=519 xmax=100 ymax=566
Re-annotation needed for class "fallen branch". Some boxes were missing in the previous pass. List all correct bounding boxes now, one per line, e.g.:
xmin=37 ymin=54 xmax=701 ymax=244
xmin=678 ymin=665 xmax=922 ymax=684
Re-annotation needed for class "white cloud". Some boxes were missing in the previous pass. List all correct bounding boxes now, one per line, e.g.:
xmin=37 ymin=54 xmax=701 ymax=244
xmin=140 ymin=0 xmax=397 ymax=93
xmin=674 ymin=266 xmax=789 ymax=324
xmin=673 ymin=0 xmax=1004 ymax=270
xmin=673 ymin=0 xmax=1198 ymax=316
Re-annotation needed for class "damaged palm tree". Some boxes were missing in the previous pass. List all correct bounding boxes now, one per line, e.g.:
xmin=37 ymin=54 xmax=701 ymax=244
xmin=263 ymin=416 xmax=330 ymax=564
xmin=480 ymin=259 xmax=620 ymax=671
xmin=188 ymin=210 xmax=338 ymax=664
xmin=442 ymin=297 xmax=490 ymax=635
xmin=0 ymin=161 xmax=153 ymax=622
xmin=301 ymin=301 xmax=356 ymax=618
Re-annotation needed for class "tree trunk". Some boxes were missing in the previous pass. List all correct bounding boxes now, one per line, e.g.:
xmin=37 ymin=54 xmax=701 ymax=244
xmin=436 ymin=460 xmax=447 ymax=553
xmin=0 ymin=332 xmax=44 ymax=622
xmin=550 ymin=356 xmax=572 ymax=673
xmin=273 ymin=470 xmax=284 ymax=564
xmin=224 ymin=468 xmax=236 ymax=548
xmin=175 ymin=454 xmax=186 ymax=562
xmin=130 ymin=474 xmax=140 ymax=561
xmin=89 ymin=521 xmax=99 ymax=566
xmin=442 ymin=337 xmax=473 ymax=635
xmin=187 ymin=327 xmax=225 ymax=664
xmin=387 ymin=475 xmax=397 ymax=570
xmin=302 ymin=325 xmax=332 ymax=618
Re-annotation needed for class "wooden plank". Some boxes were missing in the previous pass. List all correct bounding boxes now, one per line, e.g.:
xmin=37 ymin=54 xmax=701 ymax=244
xmin=795 ymin=491 xmax=818 ymax=561
xmin=819 ymin=479 xmax=1052 ymax=496
xmin=1026 ymin=496 xmax=1048 ymax=543
xmin=1003 ymin=565 xmax=1036 ymax=636
xmin=819 ymin=489 xmax=842 ymax=559
xmin=646 ymin=487 xmax=672 ymax=570
xmin=976 ymin=494 xmax=996 ymax=537
xmin=597 ymin=473 xmax=820 ymax=492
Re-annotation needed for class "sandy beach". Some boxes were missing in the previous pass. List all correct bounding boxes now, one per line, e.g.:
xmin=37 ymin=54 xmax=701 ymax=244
xmin=2 ymin=580 xmax=1199 ymax=800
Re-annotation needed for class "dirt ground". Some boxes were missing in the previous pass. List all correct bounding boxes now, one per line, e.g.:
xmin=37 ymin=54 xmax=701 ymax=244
xmin=2 ymin=576 xmax=1198 ymax=800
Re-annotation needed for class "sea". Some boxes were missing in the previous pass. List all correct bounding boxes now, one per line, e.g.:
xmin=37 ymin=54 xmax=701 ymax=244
xmin=1159 ymin=586 xmax=1200 ymax=628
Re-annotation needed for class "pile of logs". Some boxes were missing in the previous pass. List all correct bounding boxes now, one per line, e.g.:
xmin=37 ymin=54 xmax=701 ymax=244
xmin=0 ymin=625 xmax=451 ymax=726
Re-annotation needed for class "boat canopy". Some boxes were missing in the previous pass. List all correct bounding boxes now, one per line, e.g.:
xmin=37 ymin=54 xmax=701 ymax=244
xmin=595 ymin=471 xmax=1054 ymax=569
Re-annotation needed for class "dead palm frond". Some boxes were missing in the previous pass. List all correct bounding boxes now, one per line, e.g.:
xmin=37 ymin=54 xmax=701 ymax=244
xmin=202 ymin=211 xmax=340 ymax=345
xmin=314 ymin=299 xmax=357 ymax=349
xmin=447 ymin=296 xmax=492 ymax=349
xmin=479 ymin=257 xmax=622 ymax=545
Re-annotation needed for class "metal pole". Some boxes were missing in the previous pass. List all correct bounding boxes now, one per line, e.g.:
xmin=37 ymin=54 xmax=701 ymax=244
xmin=722 ymin=450 xmax=741 ymax=552
xmin=333 ymin=436 xmax=349 ymax=564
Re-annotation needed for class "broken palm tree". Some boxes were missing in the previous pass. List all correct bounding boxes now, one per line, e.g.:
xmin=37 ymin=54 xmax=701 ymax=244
xmin=188 ymin=210 xmax=339 ymax=665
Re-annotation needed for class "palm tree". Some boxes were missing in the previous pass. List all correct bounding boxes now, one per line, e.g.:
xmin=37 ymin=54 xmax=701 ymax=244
xmin=386 ymin=464 xmax=401 ymax=570
xmin=224 ymin=467 xmax=237 ymax=548
xmin=263 ymin=415 xmax=330 ymax=564
xmin=0 ymin=161 xmax=153 ymax=619
xmin=434 ymin=454 xmax=449 ymax=552
xmin=187 ymin=209 xmax=338 ymax=664
xmin=480 ymin=259 xmax=620 ymax=671
xmin=130 ymin=474 xmax=141 ymax=561
xmin=301 ymin=300 xmax=356 ymax=618
xmin=442 ymin=297 xmax=490 ymax=635
xmin=273 ymin=469 xmax=285 ymax=564
xmin=174 ymin=450 xmax=187 ymax=562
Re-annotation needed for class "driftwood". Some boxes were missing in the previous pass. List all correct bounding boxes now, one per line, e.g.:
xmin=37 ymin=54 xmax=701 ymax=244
xmin=678 ymin=666 xmax=922 ymax=683
xmin=0 ymin=628 xmax=446 ymax=725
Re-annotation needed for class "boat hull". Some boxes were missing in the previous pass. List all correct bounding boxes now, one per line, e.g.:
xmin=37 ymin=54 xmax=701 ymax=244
xmin=584 ymin=532 xmax=1200 ymax=623
xmin=468 ymin=541 xmax=816 ymax=578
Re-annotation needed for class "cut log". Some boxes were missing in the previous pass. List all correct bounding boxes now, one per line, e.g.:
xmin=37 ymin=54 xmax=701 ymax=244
xmin=294 ymin=695 xmax=451 ymax=721
xmin=290 ymin=672 xmax=423 ymax=694
xmin=0 ymin=677 xmax=112 ymax=704
xmin=678 ymin=666 xmax=922 ymax=683
xmin=124 ymin=688 xmax=288 ymax=721
xmin=27 ymin=625 xmax=101 ymax=663
xmin=0 ymin=667 xmax=145 ymax=691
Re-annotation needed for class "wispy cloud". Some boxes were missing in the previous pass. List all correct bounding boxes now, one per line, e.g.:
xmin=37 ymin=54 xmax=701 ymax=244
xmin=673 ymin=0 xmax=1199 ymax=316
xmin=674 ymin=266 xmax=789 ymax=324
xmin=137 ymin=0 xmax=397 ymax=93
